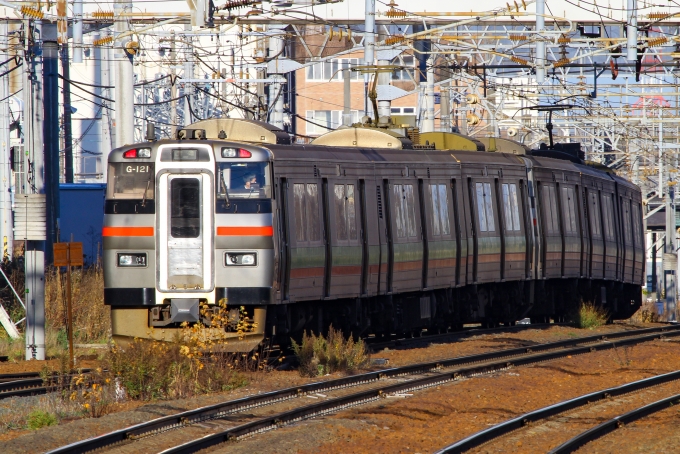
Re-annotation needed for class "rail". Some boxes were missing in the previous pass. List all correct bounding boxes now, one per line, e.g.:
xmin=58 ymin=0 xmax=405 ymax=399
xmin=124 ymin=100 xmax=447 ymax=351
xmin=48 ymin=325 xmax=680 ymax=454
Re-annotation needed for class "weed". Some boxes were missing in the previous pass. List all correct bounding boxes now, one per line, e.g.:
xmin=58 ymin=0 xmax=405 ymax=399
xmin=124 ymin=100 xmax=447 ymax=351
xmin=574 ymin=301 xmax=608 ymax=329
xmin=630 ymin=302 xmax=661 ymax=324
xmin=26 ymin=410 xmax=57 ymax=430
xmin=611 ymin=344 xmax=632 ymax=367
xmin=291 ymin=325 xmax=369 ymax=377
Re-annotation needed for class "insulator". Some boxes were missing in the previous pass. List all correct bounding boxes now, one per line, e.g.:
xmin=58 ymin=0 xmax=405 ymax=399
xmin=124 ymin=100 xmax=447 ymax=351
xmin=557 ymin=35 xmax=571 ymax=44
xmin=93 ymin=36 xmax=114 ymax=47
xmin=386 ymin=9 xmax=407 ymax=18
xmin=466 ymin=114 xmax=480 ymax=125
xmin=466 ymin=94 xmax=480 ymax=105
xmin=553 ymin=58 xmax=570 ymax=68
xmin=92 ymin=11 xmax=114 ymax=20
xmin=21 ymin=6 xmax=45 ymax=20
xmin=223 ymin=0 xmax=256 ymax=10
xmin=648 ymin=11 xmax=671 ymax=20
xmin=647 ymin=37 xmax=669 ymax=47
xmin=509 ymin=35 xmax=528 ymax=42
xmin=510 ymin=56 xmax=528 ymax=65
xmin=385 ymin=35 xmax=406 ymax=46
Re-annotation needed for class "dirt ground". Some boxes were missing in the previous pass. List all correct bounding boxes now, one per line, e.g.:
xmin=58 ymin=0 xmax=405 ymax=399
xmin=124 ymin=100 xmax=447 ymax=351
xmin=0 ymin=322 xmax=677 ymax=453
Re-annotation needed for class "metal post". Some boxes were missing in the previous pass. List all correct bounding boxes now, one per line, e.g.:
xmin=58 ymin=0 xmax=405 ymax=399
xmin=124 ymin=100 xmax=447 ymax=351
xmin=376 ymin=59 xmax=390 ymax=120
xmin=72 ymin=0 xmax=83 ymax=64
xmin=99 ymin=44 xmax=113 ymax=166
xmin=183 ymin=24 xmax=193 ymax=126
xmin=268 ymin=26 xmax=285 ymax=130
xmin=66 ymin=263 xmax=73 ymax=367
xmin=114 ymin=0 xmax=134 ymax=147
xmin=626 ymin=0 xmax=638 ymax=61
xmin=343 ymin=67 xmax=351 ymax=126
xmin=535 ymin=0 xmax=546 ymax=83
xmin=440 ymin=81 xmax=450 ymax=132
xmin=421 ymin=56 xmax=435 ymax=132
xmin=60 ymin=45 xmax=73 ymax=183
xmin=170 ymin=31 xmax=177 ymax=136
xmin=43 ymin=26 xmax=60 ymax=257
xmin=0 ymin=21 xmax=12 ymax=259
xmin=363 ymin=0 xmax=375 ymax=116
xmin=24 ymin=19 xmax=46 ymax=360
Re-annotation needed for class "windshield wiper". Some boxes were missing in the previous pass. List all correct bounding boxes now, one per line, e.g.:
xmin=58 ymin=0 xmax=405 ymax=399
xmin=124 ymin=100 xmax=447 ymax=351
xmin=220 ymin=171 xmax=231 ymax=208
xmin=141 ymin=180 xmax=151 ymax=207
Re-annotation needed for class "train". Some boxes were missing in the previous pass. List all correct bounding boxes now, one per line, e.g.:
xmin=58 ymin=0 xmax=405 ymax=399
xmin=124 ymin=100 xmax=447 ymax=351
xmin=103 ymin=118 xmax=644 ymax=350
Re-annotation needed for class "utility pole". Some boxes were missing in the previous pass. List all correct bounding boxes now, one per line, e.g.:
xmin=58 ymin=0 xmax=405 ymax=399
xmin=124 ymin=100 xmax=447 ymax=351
xmin=60 ymin=44 xmax=73 ymax=183
xmin=43 ymin=24 xmax=60 ymax=259
xmin=626 ymin=0 xmax=638 ymax=61
xmin=114 ymin=0 xmax=135 ymax=147
xmin=440 ymin=81 xmax=450 ymax=132
xmin=169 ymin=30 xmax=178 ymax=136
xmin=421 ymin=56 xmax=435 ymax=132
xmin=376 ymin=56 xmax=390 ymax=120
xmin=267 ymin=25 xmax=285 ymax=130
xmin=99 ymin=43 xmax=114 ymax=166
xmin=343 ymin=66 xmax=351 ymax=126
xmin=364 ymin=0 xmax=375 ymax=117
xmin=0 ymin=21 xmax=12 ymax=260
xmin=535 ymin=0 xmax=546 ymax=84
xmin=183 ymin=24 xmax=194 ymax=126
xmin=22 ymin=18 xmax=46 ymax=360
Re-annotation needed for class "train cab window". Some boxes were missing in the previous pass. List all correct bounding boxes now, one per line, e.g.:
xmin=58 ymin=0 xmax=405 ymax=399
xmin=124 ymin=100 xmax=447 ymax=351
xmin=393 ymin=184 xmax=418 ymax=238
xmin=561 ymin=187 xmax=578 ymax=234
xmin=293 ymin=183 xmax=321 ymax=243
xmin=107 ymin=163 xmax=154 ymax=200
xmin=475 ymin=182 xmax=495 ymax=232
xmin=501 ymin=183 xmax=521 ymax=231
xmin=429 ymin=184 xmax=451 ymax=237
xmin=334 ymin=184 xmax=358 ymax=241
xmin=601 ymin=194 xmax=615 ymax=240
xmin=589 ymin=192 xmax=602 ymax=238
xmin=542 ymin=185 xmax=560 ymax=234
xmin=170 ymin=178 xmax=201 ymax=238
xmin=216 ymin=162 xmax=271 ymax=199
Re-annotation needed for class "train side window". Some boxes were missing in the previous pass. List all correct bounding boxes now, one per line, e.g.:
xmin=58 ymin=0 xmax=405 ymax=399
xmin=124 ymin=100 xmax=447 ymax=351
xmin=501 ymin=183 xmax=521 ymax=231
xmin=334 ymin=184 xmax=358 ymax=241
xmin=589 ymin=192 xmax=601 ymax=238
xmin=542 ymin=185 xmax=559 ymax=233
xmin=306 ymin=184 xmax=321 ymax=242
xmin=293 ymin=183 xmax=307 ymax=242
xmin=561 ymin=187 xmax=577 ymax=234
xmin=293 ymin=183 xmax=321 ymax=243
xmin=475 ymin=182 xmax=495 ymax=232
xmin=622 ymin=199 xmax=632 ymax=244
xmin=632 ymin=203 xmax=642 ymax=246
xmin=429 ymin=184 xmax=451 ymax=237
xmin=393 ymin=184 xmax=418 ymax=238
xmin=602 ymin=194 xmax=615 ymax=240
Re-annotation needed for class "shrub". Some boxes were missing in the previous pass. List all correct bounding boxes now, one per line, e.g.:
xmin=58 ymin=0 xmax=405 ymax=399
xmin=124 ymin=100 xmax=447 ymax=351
xmin=26 ymin=410 xmax=57 ymax=430
xmin=575 ymin=301 xmax=608 ymax=329
xmin=291 ymin=326 xmax=369 ymax=377
xmin=630 ymin=302 xmax=660 ymax=324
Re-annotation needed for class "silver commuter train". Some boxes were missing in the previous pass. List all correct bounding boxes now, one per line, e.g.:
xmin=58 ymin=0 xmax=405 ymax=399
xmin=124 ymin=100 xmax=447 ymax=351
xmin=104 ymin=118 xmax=644 ymax=350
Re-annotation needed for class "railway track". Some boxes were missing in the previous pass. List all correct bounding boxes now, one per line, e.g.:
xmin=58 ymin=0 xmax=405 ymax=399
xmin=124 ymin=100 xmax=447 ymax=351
xmin=48 ymin=324 xmax=680 ymax=454
xmin=435 ymin=369 xmax=680 ymax=453
xmin=0 ymin=370 xmax=91 ymax=400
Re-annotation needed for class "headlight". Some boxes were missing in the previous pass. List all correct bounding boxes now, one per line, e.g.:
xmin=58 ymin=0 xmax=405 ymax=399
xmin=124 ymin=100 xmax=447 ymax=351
xmin=117 ymin=253 xmax=147 ymax=267
xmin=137 ymin=148 xmax=151 ymax=158
xmin=225 ymin=253 xmax=256 ymax=266
xmin=222 ymin=147 xmax=237 ymax=158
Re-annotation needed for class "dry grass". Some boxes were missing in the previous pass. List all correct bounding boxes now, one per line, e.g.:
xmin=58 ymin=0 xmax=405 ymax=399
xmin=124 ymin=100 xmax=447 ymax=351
xmin=292 ymin=325 xmax=369 ymax=377
xmin=630 ymin=301 xmax=661 ymax=324
xmin=574 ymin=301 xmax=609 ymax=329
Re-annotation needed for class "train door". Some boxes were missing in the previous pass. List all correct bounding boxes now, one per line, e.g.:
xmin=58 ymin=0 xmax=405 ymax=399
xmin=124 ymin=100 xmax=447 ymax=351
xmin=520 ymin=158 xmax=540 ymax=280
xmin=423 ymin=179 xmax=457 ymax=289
xmin=158 ymin=173 xmax=214 ymax=292
xmin=586 ymin=187 xmax=605 ymax=279
xmin=468 ymin=176 xmax=502 ymax=283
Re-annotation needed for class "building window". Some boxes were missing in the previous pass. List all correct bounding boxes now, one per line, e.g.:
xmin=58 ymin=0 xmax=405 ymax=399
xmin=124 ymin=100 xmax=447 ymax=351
xmin=307 ymin=58 xmax=361 ymax=81
xmin=391 ymin=55 xmax=415 ymax=80
xmin=390 ymin=107 xmax=416 ymax=114
xmin=476 ymin=182 xmax=495 ymax=232
xmin=305 ymin=110 xmax=365 ymax=135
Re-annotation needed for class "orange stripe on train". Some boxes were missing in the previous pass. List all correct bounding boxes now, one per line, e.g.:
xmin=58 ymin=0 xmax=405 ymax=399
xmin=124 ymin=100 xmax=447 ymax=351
xmin=102 ymin=226 xmax=154 ymax=237
xmin=217 ymin=226 xmax=273 ymax=236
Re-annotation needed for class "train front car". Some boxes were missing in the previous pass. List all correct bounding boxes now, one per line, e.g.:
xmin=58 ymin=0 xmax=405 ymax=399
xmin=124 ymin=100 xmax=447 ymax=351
xmin=103 ymin=139 xmax=271 ymax=350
